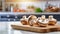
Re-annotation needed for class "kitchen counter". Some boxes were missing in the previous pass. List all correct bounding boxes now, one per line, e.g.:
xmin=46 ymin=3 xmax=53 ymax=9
xmin=0 ymin=21 xmax=60 ymax=34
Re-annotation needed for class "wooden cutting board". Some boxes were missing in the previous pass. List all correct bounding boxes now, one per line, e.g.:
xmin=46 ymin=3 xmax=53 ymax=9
xmin=11 ymin=24 xmax=60 ymax=33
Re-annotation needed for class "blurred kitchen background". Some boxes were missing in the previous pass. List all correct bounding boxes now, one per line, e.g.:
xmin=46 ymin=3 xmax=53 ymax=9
xmin=0 ymin=0 xmax=60 ymax=34
xmin=0 ymin=0 xmax=60 ymax=12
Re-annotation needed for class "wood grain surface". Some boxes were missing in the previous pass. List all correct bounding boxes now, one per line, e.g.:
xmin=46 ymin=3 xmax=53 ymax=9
xmin=11 ymin=24 xmax=60 ymax=33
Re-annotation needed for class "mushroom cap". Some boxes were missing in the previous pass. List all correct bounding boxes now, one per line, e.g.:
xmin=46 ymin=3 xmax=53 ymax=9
xmin=41 ymin=15 xmax=46 ymax=19
xmin=22 ymin=15 xmax=27 ymax=19
xmin=28 ymin=15 xmax=37 ymax=21
xmin=49 ymin=18 xmax=57 ymax=22
xmin=49 ymin=15 xmax=53 ymax=18
xmin=30 ymin=15 xmax=37 ymax=19
xmin=20 ymin=15 xmax=28 ymax=21
xmin=38 ymin=19 xmax=49 ymax=24
xmin=48 ymin=15 xmax=57 ymax=21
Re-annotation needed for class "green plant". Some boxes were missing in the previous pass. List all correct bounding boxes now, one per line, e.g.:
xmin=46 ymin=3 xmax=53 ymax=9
xmin=35 ymin=8 xmax=43 ymax=13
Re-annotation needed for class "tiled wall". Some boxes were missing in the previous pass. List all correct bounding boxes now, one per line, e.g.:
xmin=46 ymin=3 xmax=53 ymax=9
xmin=0 ymin=14 xmax=60 ymax=21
